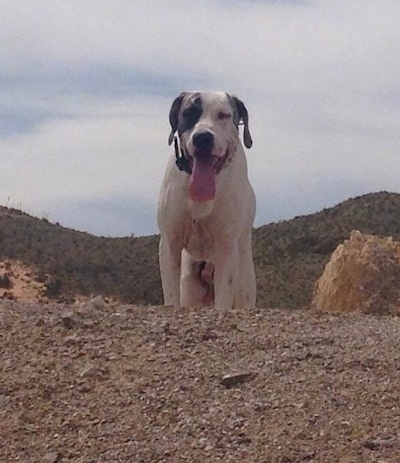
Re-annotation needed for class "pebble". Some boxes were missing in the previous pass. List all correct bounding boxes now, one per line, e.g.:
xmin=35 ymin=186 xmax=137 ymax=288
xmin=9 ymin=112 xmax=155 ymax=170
xmin=79 ymin=364 xmax=100 ymax=378
xmin=61 ymin=311 xmax=77 ymax=329
xmin=220 ymin=372 xmax=253 ymax=388
xmin=43 ymin=452 xmax=61 ymax=463
xmin=89 ymin=295 xmax=108 ymax=310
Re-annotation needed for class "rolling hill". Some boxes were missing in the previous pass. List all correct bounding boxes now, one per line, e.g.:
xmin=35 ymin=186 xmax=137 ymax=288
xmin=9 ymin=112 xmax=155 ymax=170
xmin=1 ymin=191 xmax=400 ymax=308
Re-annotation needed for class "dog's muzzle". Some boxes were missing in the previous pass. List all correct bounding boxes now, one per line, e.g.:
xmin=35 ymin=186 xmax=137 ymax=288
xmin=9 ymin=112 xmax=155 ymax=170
xmin=174 ymin=131 xmax=233 ymax=203
xmin=192 ymin=130 xmax=214 ymax=152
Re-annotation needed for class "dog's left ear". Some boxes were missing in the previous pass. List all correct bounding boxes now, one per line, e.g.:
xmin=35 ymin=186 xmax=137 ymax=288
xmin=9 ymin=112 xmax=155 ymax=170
xmin=168 ymin=92 xmax=186 ymax=146
xmin=229 ymin=95 xmax=253 ymax=149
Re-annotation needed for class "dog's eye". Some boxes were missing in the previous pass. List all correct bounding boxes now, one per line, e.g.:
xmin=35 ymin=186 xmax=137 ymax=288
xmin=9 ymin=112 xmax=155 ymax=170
xmin=180 ymin=104 xmax=202 ymax=132
xmin=217 ymin=112 xmax=231 ymax=120
xmin=183 ymin=105 xmax=201 ymax=119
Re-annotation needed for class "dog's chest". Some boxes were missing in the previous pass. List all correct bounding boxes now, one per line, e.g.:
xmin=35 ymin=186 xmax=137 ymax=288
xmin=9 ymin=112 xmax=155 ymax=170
xmin=183 ymin=219 xmax=214 ymax=261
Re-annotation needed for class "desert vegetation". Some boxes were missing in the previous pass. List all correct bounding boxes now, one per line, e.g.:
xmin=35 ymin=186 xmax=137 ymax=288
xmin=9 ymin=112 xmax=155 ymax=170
xmin=2 ymin=191 xmax=400 ymax=307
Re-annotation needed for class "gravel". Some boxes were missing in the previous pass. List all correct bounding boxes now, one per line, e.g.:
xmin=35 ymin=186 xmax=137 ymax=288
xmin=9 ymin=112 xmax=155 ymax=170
xmin=1 ymin=301 xmax=399 ymax=462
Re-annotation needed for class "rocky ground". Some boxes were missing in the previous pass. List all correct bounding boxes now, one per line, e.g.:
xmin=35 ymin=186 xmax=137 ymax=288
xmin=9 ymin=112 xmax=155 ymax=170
xmin=1 ymin=300 xmax=399 ymax=463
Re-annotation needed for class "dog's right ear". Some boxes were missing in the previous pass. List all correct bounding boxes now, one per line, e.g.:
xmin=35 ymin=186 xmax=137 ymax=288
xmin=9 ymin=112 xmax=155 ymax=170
xmin=168 ymin=92 xmax=186 ymax=146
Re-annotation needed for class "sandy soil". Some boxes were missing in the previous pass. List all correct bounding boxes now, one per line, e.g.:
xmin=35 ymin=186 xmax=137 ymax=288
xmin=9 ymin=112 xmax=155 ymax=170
xmin=0 ymin=260 xmax=47 ymax=302
xmin=0 ymin=300 xmax=399 ymax=463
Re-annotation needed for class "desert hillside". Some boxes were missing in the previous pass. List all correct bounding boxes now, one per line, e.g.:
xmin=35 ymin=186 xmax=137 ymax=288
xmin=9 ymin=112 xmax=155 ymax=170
xmin=2 ymin=191 xmax=400 ymax=307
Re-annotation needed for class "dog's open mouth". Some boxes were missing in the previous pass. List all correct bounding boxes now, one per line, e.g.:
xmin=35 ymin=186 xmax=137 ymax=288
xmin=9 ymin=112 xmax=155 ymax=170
xmin=188 ymin=150 xmax=228 ymax=203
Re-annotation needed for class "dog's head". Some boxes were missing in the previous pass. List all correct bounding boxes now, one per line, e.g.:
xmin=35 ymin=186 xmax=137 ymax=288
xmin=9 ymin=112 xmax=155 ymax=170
xmin=168 ymin=91 xmax=252 ymax=202
xmin=168 ymin=90 xmax=252 ymax=151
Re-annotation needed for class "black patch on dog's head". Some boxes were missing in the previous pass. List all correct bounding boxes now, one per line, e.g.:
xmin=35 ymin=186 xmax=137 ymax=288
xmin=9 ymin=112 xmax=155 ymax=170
xmin=168 ymin=92 xmax=202 ymax=145
xmin=179 ymin=94 xmax=202 ymax=134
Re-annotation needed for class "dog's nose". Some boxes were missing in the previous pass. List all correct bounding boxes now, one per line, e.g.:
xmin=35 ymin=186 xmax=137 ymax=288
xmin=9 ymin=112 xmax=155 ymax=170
xmin=192 ymin=131 xmax=214 ymax=150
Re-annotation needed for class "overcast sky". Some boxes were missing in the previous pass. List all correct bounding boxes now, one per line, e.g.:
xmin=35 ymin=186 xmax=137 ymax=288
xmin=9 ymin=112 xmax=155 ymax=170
xmin=1 ymin=0 xmax=399 ymax=236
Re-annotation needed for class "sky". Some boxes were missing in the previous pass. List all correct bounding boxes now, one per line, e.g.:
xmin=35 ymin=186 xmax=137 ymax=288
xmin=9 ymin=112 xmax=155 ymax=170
xmin=1 ymin=0 xmax=399 ymax=237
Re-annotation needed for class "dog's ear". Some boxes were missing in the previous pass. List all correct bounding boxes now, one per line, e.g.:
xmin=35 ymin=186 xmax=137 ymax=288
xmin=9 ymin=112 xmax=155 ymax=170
xmin=229 ymin=95 xmax=253 ymax=149
xmin=168 ymin=92 xmax=186 ymax=146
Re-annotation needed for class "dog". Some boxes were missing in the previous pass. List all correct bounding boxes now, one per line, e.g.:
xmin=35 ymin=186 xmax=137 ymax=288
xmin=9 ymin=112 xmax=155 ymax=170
xmin=157 ymin=91 xmax=256 ymax=310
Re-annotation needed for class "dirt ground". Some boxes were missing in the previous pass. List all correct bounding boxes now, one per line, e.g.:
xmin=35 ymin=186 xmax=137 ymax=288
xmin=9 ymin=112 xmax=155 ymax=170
xmin=1 ymin=300 xmax=399 ymax=463
xmin=0 ymin=260 xmax=47 ymax=303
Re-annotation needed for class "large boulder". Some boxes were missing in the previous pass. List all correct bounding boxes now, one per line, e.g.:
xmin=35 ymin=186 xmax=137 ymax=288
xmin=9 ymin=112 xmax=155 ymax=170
xmin=311 ymin=230 xmax=400 ymax=315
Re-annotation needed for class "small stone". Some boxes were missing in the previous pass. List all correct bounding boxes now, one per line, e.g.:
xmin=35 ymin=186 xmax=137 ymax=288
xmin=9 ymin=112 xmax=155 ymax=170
xmin=221 ymin=372 xmax=253 ymax=388
xmin=89 ymin=295 xmax=108 ymax=310
xmin=338 ymin=455 xmax=357 ymax=463
xmin=34 ymin=316 xmax=45 ymax=327
xmin=43 ymin=452 xmax=62 ymax=463
xmin=61 ymin=311 xmax=77 ymax=329
xmin=161 ymin=320 xmax=171 ymax=335
xmin=63 ymin=336 xmax=78 ymax=347
xmin=110 ymin=312 xmax=126 ymax=324
xmin=296 ymin=375 xmax=307 ymax=383
xmin=201 ymin=330 xmax=220 ymax=341
xmin=362 ymin=439 xmax=380 ymax=450
xmin=78 ymin=295 xmax=108 ymax=314
xmin=79 ymin=364 xmax=100 ymax=378
xmin=81 ymin=319 xmax=95 ymax=328
xmin=292 ymin=402 xmax=305 ymax=409
xmin=3 ymin=291 xmax=14 ymax=300
xmin=361 ymin=437 xmax=396 ymax=450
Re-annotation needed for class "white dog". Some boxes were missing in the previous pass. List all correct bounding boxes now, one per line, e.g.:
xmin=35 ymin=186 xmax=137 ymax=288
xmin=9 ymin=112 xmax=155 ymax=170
xmin=157 ymin=91 xmax=256 ymax=310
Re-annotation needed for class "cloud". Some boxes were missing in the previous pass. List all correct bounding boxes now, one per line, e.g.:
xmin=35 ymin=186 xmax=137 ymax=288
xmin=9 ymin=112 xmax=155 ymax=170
xmin=0 ymin=96 xmax=167 ymax=196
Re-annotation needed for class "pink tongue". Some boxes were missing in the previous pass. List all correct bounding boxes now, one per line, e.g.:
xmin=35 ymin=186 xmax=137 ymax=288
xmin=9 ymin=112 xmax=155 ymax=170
xmin=189 ymin=155 xmax=216 ymax=202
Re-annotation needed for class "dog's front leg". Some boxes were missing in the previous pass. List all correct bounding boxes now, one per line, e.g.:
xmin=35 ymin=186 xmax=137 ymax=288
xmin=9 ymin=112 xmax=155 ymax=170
xmin=214 ymin=241 xmax=239 ymax=311
xmin=159 ymin=236 xmax=182 ymax=308
xmin=234 ymin=231 xmax=256 ymax=309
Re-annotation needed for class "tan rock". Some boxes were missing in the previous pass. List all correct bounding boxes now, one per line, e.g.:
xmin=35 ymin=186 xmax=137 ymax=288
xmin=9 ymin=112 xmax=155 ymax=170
xmin=311 ymin=230 xmax=400 ymax=315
